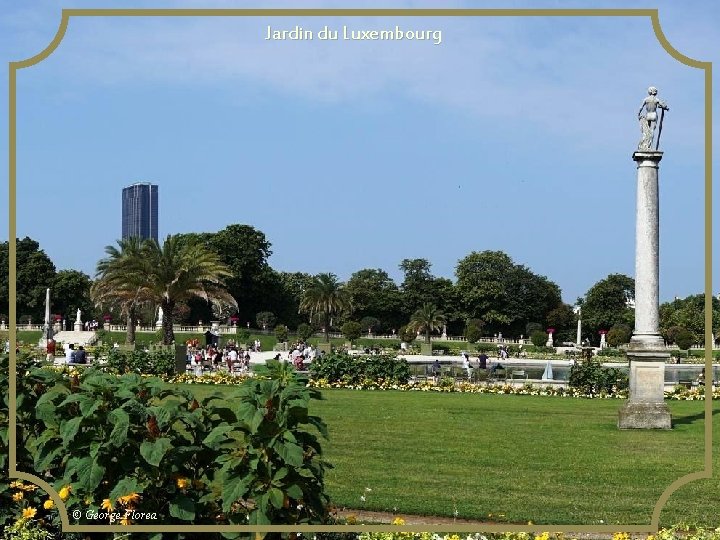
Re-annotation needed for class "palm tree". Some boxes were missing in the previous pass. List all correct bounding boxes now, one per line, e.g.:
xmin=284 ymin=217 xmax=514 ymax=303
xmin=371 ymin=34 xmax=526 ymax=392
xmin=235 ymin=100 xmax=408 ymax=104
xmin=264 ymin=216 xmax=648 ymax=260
xmin=407 ymin=303 xmax=446 ymax=344
xmin=299 ymin=273 xmax=351 ymax=342
xmin=140 ymin=235 xmax=237 ymax=345
xmin=91 ymin=237 xmax=149 ymax=344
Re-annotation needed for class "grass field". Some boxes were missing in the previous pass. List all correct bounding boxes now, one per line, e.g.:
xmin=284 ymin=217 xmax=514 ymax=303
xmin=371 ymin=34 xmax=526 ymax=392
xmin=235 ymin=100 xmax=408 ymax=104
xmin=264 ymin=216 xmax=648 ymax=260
xmin=181 ymin=383 xmax=718 ymax=526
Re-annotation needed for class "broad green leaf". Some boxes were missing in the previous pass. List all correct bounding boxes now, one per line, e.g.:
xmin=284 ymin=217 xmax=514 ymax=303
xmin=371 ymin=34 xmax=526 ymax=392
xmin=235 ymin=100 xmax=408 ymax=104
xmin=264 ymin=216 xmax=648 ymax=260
xmin=202 ymin=424 xmax=233 ymax=450
xmin=221 ymin=476 xmax=251 ymax=512
xmin=76 ymin=458 xmax=105 ymax=492
xmin=286 ymin=484 xmax=303 ymax=500
xmin=273 ymin=441 xmax=303 ymax=467
xmin=169 ymin=494 xmax=196 ymax=521
xmin=139 ymin=437 xmax=172 ymax=467
xmin=78 ymin=395 xmax=101 ymax=418
xmin=268 ymin=487 xmax=284 ymax=509
xmin=109 ymin=476 xmax=141 ymax=502
xmin=107 ymin=409 xmax=129 ymax=448
xmin=60 ymin=417 xmax=82 ymax=445
xmin=272 ymin=467 xmax=288 ymax=482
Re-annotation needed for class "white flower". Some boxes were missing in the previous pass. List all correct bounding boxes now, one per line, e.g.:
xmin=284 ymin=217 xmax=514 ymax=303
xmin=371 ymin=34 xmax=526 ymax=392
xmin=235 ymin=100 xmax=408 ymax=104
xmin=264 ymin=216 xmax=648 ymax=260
xmin=360 ymin=495 xmax=366 ymax=502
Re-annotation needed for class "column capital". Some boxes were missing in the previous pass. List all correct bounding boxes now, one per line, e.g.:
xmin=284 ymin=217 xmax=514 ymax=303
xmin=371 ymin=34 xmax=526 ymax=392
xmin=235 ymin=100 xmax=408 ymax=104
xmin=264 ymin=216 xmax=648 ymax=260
xmin=632 ymin=151 xmax=663 ymax=167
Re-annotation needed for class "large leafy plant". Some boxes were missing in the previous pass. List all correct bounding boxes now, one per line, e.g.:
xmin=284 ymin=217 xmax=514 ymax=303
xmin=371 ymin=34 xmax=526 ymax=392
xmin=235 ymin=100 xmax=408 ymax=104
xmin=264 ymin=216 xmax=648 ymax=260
xmin=1 ymin=353 xmax=331 ymax=531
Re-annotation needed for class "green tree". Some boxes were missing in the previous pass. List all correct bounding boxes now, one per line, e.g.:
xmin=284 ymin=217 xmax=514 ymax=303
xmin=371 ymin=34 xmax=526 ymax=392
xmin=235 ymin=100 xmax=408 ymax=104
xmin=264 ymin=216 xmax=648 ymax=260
xmin=299 ymin=273 xmax=351 ymax=343
xmin=256 ymin=311 xmax=277 ymax=331
xmin=142 ymin=235 xmax=237 ymax=345
xmin=91 ymin=237 xmax=149 ymax=344
xmin=455 ymin=250 xmax=562 ymax=336
xmin=359 ymin=316 xmax=380 ymax=335
xmin=345 ymin=268 xmax=404 ymax=333
xmin=276 ymin=271 xmax=316 ymax=328
xmin=0 ymin=237 xmax=56 ymax=322
xmin=579 ymin=274 xmax=635 ymax=344
xmin=51 ymin=270 xmax=94 ymax=324
xmin=407 ymin=303 xmax=446 ymax=344
xmin=545 ymin=304 xmax=576 ymax=343
xmin=660 ymin=294 xmax=720 ymax=343
xmin=399 ymin=259 xmax=460 ymax=333
xmin=341 ymin=321 xmax=362 ymax=344
xmin=179 ymin=225 xmax=275 ymax=325
xmin=606 ymin=324 xmax=632 ymax=347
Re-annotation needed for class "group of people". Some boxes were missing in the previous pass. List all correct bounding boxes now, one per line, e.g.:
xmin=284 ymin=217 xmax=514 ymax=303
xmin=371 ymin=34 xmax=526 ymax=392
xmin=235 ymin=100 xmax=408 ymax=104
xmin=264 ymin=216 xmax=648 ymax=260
xmin=288 ymin=341 xmax=317 ymax=370
xmin=186 ymin=344 xmax=252 ymax=375
xmin=63 ymin=343 xmax=88 ymax=364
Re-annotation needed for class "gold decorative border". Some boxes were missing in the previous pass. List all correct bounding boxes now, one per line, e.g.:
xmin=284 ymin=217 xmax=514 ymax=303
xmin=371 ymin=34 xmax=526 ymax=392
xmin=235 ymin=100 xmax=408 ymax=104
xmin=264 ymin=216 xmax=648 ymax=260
xmin=7 ymin=7 xmax=712 ymax=535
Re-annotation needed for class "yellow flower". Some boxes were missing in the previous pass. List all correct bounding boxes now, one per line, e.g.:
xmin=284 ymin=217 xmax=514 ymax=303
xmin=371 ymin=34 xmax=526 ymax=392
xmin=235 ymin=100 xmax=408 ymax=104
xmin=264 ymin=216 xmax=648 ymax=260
xmin=58 ymin=485 xmax=71 ymax=501
xmin=176 ymin=477 xmax=190 ymax=491
xmin=120 ymin=512 xmax=132 ymax=526
xmin=9 ymin=481 xmax=24 ymax=489
xmin=613 ymin=533 xmax=630 ymax=540
xmin=43 ymin=499 xmax=55 ymax=510
xmin=22 ymin=507 xmax=37 ymax=519
xmin=12 ymin=492 xmax=24 ymax=501
xmin=392 ymin=517 xmax=406 ymax=526
xmin=101 ymin=498 xmax=113 ymax=511
xmin=117 ymin=492 xmax=141 ymax=506
xmin=535 ymin=533 xmax=550 ymax=540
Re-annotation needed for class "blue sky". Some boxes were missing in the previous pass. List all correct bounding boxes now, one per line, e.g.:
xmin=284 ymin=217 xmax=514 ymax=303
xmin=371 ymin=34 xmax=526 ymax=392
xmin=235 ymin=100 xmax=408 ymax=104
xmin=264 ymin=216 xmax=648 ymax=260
xmin=1 ymin=0 xmax=718 ymax=305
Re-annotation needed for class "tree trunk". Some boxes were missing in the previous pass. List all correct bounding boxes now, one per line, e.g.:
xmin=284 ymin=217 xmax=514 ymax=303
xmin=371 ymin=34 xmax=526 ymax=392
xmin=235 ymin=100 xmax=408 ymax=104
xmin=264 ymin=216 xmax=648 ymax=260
xmin=126 ymin=307 xmax=136 ymax=344
xmin=324 ymin=311 xmax=330 ymax=343
xmin=425 ymin=329 xmax=431 ymax=343
xmin=162 ymin=300 xmax=175 ymax=345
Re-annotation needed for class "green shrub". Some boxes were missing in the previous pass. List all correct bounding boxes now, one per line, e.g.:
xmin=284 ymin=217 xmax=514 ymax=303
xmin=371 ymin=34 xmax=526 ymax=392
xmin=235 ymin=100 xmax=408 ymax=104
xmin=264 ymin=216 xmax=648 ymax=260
xmin=398 ymin=325 xmax=416 ymax=344
xmin=569 ymin=358 xmax=627 ymax=395
xmin=464 ymin=324 xmax=482 ymax=344
xmin=296 ymin=323 xmax=314 ymax=342
xmin=607 ymin=324 xmax=632 ymax=347
xmin=596 ymin=347 xmax=626 ymax=358
xmin=432 ymin=343 xmax=451 ymax=354
xmin=475 ymin=342 xmax=496 ymax=353
xmin=275 ymin=324 xmax=289 ymax=343
xmin=105 ymin=347 xmax=175 ymax=376
xmin=341 ymin=321 xmax=362 ymax=344
xmin=309 ymin=353 xmax=409 ymax=385
xmin=530 ymin=330 xmax=547 ymax=347
xmin=675 ymin=327 xmax=696 ymax=351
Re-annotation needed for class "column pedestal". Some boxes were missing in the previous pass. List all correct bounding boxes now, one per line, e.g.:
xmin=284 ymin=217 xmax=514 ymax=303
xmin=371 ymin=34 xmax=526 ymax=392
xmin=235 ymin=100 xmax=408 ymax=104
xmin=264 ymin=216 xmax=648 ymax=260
xmin=618 ymin=349 xmax=671 ymax=429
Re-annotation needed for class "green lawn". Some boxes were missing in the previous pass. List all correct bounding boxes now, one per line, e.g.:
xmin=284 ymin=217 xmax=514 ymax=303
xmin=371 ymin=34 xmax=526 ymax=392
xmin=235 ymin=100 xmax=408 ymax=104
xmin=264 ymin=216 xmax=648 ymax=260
xmin=181 ymin=384 xmax=718 ymax=526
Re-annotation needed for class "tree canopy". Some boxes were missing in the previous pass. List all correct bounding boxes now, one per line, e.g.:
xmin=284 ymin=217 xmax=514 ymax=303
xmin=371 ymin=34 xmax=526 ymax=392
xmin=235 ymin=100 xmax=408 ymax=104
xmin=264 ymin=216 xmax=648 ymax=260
xmin=579 ymin=273 xmax=635 ymax=344
xmin=0 ymin=237 xmax=56 ymax=321
xmin=455 ymin=251 xmax=562 ymax=336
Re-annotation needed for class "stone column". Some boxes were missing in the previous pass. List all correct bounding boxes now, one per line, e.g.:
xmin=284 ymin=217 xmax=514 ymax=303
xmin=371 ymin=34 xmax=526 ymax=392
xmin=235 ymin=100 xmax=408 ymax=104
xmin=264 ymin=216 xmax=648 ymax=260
xmin=618 ymin=150 xmax=671 ymax=429
xmin=576 ymin=318 xmax=582 ymax=347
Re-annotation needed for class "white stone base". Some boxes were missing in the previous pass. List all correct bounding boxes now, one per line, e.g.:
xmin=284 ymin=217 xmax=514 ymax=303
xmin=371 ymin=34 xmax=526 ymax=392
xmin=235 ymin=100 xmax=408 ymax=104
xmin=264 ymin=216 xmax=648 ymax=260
xmin=618 ymin=352 xmax=672 ymax=429
xmin=53 ymin=330 xmax=97 ymax=347
xmin=618 ymin=401 xmax=671 ymax=429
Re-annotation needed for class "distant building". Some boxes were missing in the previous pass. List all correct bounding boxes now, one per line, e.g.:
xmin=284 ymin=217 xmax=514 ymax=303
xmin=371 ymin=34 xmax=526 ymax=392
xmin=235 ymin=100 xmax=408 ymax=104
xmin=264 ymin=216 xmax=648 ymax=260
xmin=121 ymin=182 xmax=158 ymax=242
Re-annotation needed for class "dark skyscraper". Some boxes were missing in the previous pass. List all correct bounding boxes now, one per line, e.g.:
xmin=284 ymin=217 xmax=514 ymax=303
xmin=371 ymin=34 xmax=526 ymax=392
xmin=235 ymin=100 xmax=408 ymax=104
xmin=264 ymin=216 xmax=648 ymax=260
xmin=121 ymin=182 xmax=158 ymax=242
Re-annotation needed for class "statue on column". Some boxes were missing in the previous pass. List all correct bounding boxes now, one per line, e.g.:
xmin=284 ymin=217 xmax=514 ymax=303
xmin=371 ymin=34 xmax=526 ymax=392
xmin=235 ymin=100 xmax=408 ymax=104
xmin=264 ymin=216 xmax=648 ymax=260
xmin=637 ymin=86 xmax=669 ymax=150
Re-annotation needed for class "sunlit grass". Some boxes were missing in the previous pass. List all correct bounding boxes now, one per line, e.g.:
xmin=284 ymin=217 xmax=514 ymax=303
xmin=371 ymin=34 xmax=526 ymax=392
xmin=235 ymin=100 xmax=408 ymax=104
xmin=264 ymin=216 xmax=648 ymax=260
xmin=182 ymin=384 xmax=715 ymax=526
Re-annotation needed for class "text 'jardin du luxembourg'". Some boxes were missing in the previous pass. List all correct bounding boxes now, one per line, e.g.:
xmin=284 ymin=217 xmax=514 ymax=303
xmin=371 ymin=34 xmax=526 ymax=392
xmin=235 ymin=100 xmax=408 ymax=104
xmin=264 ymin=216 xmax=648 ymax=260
xmin=265 ymin=25 xmax=443 ymax=45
